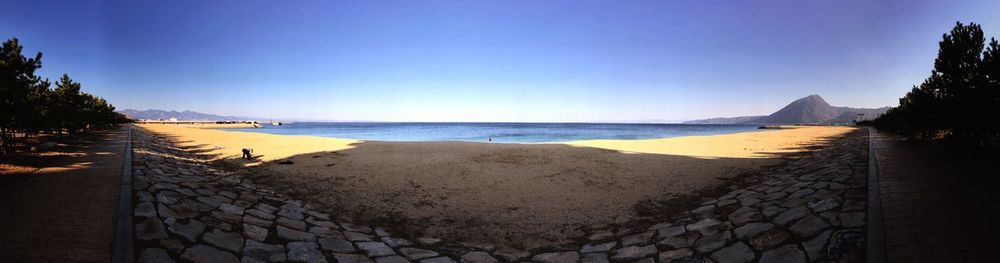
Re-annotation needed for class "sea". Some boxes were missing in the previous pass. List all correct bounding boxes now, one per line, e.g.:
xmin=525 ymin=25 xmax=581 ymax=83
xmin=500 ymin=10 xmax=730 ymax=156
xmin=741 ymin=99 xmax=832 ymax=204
xmin=224 ymin=122 xmax=761 ymax=143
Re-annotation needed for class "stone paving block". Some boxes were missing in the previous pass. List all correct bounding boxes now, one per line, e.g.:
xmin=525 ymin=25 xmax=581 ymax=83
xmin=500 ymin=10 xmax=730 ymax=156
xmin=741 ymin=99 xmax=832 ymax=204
xmin=531 ymin=252 xmax=579 ymax=263
xmin=656 ymin=226 xmax=686 ymax=239
xmin=288 ymin=242 xmax=327 ymax=263
xmin=345 ymin=231 xmax=375 ymax=241
xmin=136 ymin=217 xmax=168 ymax=240
xmin=492 ymin=248 xmax=530 ymax=262
xmin=759 ymin=244 xmax=806 ymax=263
xmin=460 ymin=251 xmax=498 ymax=263
xmin=278 ymin=225 xmax=317 ymax=241
xmin=244 ymin=240 xmax=286 ymax=262
xmin=750 ymin=230 xmax=790 ymax=251
xmin=789 ymin=216 xmax=830 ymax=238
xmin=376 ymin=255 xmax=411 ymax=263
xmin=335 ymin=253 xmax=376 ymax=263
xmin=136 ymin=202 xmax=157 ymax=218
xmin=693 ymin=231 xmax=731 ymax=253
xmin=772 ymin=207 xmax=809 ymax=226
xmin=588 ymin=230 xmax=615 ymax=241
xmin=278 ymin=217 xmax=308 ymax=230
xmin=342 ymin=223 xmax=373 ymax=233
xmin=801 ymin=230 xmax=831 ymax=261
xmin=203 ymin=229 xmax=244 ymax=253
xmin=357 ymin=241 xmax=396 ymax=257
xmin=420 ymin=257 xmax=457 ymax=263
xmin=610 ymin=245 xmax=657 ymax=262
xmin=180 ymin=245 xmax=239 ymax=263
xmin=242 ymin=223 xmax=268 ymax=241
xmin=709 ymin=242 xmax=754 ymax=263
xmin=581 ymin=253 xmax=608 ymax=263
xmin=382 ymin=237 xmax=414 ymax=248
xmin=319 ymin=237 xmax=356 ymax=253
xmin=167 ymin=219 xmax=205 ymax=242
xmin=580 ymin=241 xmax=617 ymax=254
xmin=658 ymin=248 xmax=693 ymax=263
xmin=159 ymin=239 xmax=185 ymax=254
xmin=734 ymin=222 xmax=773 ymax=240
xmin=399 ymin=247 xmax=440 ymax=261
xmin=657 ymin=233 xmax=695 ymax=250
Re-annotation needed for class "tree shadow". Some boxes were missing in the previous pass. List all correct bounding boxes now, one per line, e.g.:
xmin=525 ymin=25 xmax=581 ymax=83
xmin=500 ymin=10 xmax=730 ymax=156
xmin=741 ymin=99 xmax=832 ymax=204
xmin=0 ymin=127 xmax=126 ymax=191
xmin=874 ymin=132 xmax=1000 ymax=257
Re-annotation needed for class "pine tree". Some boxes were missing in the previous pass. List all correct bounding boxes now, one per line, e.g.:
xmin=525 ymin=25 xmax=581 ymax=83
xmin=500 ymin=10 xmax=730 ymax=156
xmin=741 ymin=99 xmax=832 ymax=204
xmin=0 ymin=38 xmax=43 ymax=153
xmin=874 ymin=22 xmax=1000 ymax=143
xmin=53 ymin=74 xmax=82 ymax=136
xmin=0 ymin=37 xmax=127 ymax=154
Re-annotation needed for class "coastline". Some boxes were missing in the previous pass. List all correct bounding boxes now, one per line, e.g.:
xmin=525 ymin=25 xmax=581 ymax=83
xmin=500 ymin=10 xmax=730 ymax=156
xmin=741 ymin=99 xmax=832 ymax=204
xmin=137 ymin=124 xmax=856 ymax=248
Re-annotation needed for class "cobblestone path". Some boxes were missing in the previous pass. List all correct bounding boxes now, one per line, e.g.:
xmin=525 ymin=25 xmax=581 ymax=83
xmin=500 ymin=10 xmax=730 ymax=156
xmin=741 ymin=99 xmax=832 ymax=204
xmin=132 ymin=128 xmax=867 ymax=263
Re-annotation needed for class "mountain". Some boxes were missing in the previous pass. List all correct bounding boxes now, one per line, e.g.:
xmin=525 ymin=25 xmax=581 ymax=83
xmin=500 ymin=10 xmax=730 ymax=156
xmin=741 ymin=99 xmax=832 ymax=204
xmin=755 ymin=95 xmax=841 ymax=124
xmin=684 ymin=95 xmax=888 ymax=125
xmin=823 ymin=107 xmax=890 ymax=125
xmin=118 ymin=109 xmax=257 ymax=121
xmin=683 ymin=116 xmax=766 ymax=124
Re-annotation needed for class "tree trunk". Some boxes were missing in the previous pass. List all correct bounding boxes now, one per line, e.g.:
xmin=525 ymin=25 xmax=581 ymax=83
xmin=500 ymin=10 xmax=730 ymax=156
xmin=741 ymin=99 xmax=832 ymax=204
xmin=0 ymin=128 xmax=8 ymax=155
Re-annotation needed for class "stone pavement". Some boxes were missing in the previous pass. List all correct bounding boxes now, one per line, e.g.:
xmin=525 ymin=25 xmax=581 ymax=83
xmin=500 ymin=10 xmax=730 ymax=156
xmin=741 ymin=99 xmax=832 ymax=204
xmin=0 ymin=127 xmax=129 ymax=262
xmin=132 ymin=128 xmax=868 ymax=263
xmin=871 ymin=131 xmax=1000 ymax=262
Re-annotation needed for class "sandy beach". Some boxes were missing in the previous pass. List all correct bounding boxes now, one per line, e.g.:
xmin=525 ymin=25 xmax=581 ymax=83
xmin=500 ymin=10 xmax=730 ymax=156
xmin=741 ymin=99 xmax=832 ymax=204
xmin=138 ymin=124 xmax=855 ymax=249
xmin=138 ymin=124 xmax=360 ymax=164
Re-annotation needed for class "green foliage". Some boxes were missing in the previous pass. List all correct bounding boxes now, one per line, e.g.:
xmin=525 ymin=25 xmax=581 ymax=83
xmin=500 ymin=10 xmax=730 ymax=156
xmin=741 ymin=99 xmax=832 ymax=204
xmin=0 ymin=37 xmax=128 ymax=154
xmin=872 ymin=22 xmax=1000 ymax=143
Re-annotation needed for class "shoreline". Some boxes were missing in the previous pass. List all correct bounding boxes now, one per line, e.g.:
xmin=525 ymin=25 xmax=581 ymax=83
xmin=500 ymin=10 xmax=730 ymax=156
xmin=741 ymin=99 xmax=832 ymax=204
xmin=215 ymin=122 xmax=767 ymax=145
xmin=139 ymin=123 xmax=853 ymax=162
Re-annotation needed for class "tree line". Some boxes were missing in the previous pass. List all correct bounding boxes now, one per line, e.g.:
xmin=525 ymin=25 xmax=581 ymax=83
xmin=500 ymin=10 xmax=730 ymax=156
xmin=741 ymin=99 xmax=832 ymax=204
xmin=0 ymin=37 xmax=129 ymax=154
xmin=868 ymin=22 xmax=1000 ymax=144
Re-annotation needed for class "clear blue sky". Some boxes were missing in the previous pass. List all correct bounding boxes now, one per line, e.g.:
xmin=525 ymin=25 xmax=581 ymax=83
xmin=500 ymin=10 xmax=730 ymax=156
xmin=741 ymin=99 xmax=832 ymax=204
xmin=2 ymin=0 xmax=998 ymax=122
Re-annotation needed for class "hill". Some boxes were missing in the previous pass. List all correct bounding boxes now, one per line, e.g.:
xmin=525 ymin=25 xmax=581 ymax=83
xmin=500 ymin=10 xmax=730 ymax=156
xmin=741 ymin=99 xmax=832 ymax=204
xmin=683 ymin=116 xmax=766 ymax=124
xmin=118 ymin=109 xmax=257 ymax=121
xmin=684 ymin=95 xmax=888 ymax=125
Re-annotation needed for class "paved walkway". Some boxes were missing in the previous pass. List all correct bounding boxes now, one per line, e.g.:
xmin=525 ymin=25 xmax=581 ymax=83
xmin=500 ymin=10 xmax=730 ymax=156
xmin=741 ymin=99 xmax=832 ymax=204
xmin=0 ymin=127 xmax=129 ymax=262
xmin=131 ymin=127 xmax=868 ymax=263
xmin=872 ymin=131 xmax=1000 ymax=262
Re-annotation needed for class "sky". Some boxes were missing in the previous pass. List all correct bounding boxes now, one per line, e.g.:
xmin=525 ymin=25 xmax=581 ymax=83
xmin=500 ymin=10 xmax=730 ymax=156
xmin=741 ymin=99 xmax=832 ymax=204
xmin=2 ymin=0 xmax=999 ymax=122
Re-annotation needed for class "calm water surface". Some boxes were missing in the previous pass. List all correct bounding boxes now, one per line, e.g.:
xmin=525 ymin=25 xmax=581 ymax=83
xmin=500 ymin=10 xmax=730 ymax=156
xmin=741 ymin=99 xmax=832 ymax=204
xmin=225 ymin=122 xmax=761 ymax=143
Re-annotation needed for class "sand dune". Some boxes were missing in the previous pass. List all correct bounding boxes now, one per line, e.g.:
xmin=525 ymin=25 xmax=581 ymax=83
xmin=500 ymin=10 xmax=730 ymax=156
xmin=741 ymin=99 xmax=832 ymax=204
xmin=137 ymin=124 xmax=855 ymax=249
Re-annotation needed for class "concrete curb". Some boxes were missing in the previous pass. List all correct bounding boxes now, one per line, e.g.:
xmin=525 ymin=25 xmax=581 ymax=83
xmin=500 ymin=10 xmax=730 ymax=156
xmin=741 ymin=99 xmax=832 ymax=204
xmin=866 ymin=128 xmax=887 ymax=263
xmin=110 ymin=125 xmax=134 ymax=263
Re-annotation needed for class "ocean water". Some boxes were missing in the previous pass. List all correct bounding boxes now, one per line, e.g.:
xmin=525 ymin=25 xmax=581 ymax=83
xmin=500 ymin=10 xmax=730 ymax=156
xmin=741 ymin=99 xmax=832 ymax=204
xmin=225 ymin=122 xmax=761 ymax=143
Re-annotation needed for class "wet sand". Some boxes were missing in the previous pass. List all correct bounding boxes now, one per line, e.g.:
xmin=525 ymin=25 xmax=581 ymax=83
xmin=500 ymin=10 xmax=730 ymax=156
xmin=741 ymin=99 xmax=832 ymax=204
xmin=138 ymin=124 xmax=854 ymax=249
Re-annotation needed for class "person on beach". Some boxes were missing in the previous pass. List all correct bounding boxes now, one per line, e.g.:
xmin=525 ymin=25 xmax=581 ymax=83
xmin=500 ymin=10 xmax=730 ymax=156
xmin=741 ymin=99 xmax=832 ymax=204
xmin=242 ymin=148 xmax=253 ymax=160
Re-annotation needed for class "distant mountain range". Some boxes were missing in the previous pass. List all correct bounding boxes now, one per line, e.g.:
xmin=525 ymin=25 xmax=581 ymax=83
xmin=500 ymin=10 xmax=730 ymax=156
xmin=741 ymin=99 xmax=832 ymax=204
xmin=684 ymin=95 xmax=889 ymax=125
xmin=118 ymin=109 xmax=257 ymax=121
xmin=122 ymin=95 xmax=886 ymax=124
